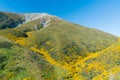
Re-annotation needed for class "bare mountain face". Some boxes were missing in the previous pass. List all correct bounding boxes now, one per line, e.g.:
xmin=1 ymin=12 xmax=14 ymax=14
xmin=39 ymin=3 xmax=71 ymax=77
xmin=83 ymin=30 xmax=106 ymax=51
xmin=23 ymin=13 xmax=54 ymax=23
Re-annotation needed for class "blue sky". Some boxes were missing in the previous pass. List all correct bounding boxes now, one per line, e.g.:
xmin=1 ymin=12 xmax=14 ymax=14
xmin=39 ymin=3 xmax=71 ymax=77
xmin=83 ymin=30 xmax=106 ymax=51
xmin=0 ymin=0 xmax=120 ymax=36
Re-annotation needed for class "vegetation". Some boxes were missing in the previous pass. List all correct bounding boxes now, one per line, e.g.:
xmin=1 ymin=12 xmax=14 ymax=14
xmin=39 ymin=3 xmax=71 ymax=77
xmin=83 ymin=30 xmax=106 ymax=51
xmin=0 ymin=12 xmax=24 ymax=29
xmin=0 ymin=12 xmax=119 ymax=80
xmin=0 ymin=36 xmax=58 ymax=80
xmin=14 ymin=18 xmax=118 ymax=62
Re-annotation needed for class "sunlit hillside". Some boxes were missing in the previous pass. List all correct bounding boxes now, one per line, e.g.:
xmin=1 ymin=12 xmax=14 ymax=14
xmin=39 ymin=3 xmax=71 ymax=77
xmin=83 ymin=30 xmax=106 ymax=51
xmin=30 ymin=40 xmax=120 ymax=80
xmin=0 ymin=12 xmax=119 ymax=80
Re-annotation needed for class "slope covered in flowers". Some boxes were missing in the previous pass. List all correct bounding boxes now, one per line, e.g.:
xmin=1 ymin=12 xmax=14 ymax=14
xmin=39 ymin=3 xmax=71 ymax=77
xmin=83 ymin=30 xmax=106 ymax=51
xmin=0 ymin=11 xmax=119 ymax=80
xmin=29 ymin=41 xmax=120 ymax=80
xmin=0 ymin=26 xmax=119 ymax=80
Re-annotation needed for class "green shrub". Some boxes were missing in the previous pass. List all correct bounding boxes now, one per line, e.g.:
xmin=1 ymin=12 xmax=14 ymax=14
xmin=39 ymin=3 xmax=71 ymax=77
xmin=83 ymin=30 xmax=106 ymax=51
xmin=0 ymin=42 xmax=13 ymax=48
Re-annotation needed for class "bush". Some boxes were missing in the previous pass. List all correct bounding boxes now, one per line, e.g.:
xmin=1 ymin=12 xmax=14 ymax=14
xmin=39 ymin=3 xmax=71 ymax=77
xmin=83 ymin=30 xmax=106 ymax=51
xmin=0 ymin=42 xmax=13 ymax=48
xmin=63 ymin=42 xmax=83 ymax=56
xmin=0 ymin=55 xmax=8 ymax=70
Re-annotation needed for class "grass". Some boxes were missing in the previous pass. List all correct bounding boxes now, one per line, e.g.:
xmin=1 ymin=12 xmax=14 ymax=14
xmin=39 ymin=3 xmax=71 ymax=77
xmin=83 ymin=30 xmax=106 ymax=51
xmin=0 ymin=37 xmax=57 ymax=80
xmin=0 ymin=12 xmax=119 ymax=80
xmin=12 ymin=18 xmax=118 ymax=62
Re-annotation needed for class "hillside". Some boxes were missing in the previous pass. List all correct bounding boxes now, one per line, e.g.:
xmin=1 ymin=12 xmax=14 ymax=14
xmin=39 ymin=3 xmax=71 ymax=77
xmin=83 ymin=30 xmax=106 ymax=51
xmin=0 ymin=36 xmax=120 ymax=80
xmin=0 ymin=12 xmax=119 ymax=80
xmin=31 ymin=40 xmax=120 ymax=80
xmin=0 ymin=36 xmax=61 ymax=80
xmin=0 ymin=12 xmax=24 ymax=29
xmin=8 ymin=19 xmax=120 ymax=62
xmin=73 ymin=41 xmax=120 ymax=80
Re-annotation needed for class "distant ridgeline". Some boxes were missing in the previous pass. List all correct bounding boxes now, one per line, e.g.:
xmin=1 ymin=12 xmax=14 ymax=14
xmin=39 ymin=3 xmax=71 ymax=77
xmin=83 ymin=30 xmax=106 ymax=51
xmin=0 ymin=12 xmax=54 ymax=30
xmin=0 ymin=12 xmax=24 ymax=29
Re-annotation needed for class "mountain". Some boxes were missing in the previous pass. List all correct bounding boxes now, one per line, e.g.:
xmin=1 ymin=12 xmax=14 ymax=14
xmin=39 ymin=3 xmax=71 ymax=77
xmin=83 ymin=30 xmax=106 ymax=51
xmin=23 ymin=13 xmax=54 ymax=23
xmin=0 ymin=11 xmax=119 ymax=80
xmin=0 ymin=12 xmax=118 ymax=62
xmin=0 ymin=11 xmax=56 ymax=29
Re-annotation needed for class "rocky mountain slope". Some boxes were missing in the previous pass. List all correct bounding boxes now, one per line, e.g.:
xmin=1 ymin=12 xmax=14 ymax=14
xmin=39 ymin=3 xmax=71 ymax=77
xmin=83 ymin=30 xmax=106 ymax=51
xmin=0 ymin=11 xmax=59 ymax=29
xmin=23 ymin=13 xmax=54 ymax=23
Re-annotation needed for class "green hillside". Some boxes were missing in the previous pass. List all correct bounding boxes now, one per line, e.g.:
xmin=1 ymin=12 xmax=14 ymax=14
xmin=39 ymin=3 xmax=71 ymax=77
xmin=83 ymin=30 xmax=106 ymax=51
xmin=0 ymin=12 xmax=119 ymax=80
xmin=77 ymin=41 xmax=120 ymax=80
xmin=0 ymin=16 xmax=118 ymax=63
xmin=15 ymin=18 xmax=118 ymax=62
xmin=30 ymin=40 xmax=120 ymax=80
xmin=0 ymin=36 xmax=59 ymax=80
